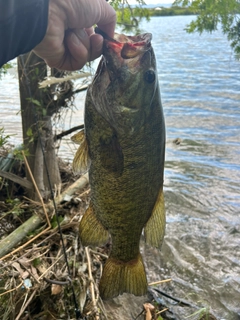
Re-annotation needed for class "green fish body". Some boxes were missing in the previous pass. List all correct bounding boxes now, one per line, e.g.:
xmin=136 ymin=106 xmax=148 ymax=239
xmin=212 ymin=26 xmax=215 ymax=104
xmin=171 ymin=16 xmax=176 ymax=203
xmin=72 ymin=32 xmax=166 ymax=300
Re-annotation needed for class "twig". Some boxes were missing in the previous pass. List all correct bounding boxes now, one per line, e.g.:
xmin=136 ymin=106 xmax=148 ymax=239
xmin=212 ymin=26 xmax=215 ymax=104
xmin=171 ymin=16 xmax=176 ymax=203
xmin=97 ymin=298 xmax=109 ymax=320
xmin=0 ymin=170 xmax=33 ymax=189
xmin=38 ymin=247 xmax=72 ymax=280
xmin=0 ymin=204 xmax=22 ymax=222
xmin=55 ymin=124 xmax=84 ymax=140
xmin=85 ymin=247 xmax=99 ymax=319
xmin=0 ymin=174 xmax=89 ymax=258
xmin=0 ymin=281 xmax=24 ymax=297
xmin=89 ymin=249 xmax=108 ymax=260
xmin=43 ymin=277 xmax=70 ymax=285
xmin=22 ymin=151 xmax=51 ymax=228
xmin=133 ymin=309 xmax=145 ymax=320
xmin=24 ymin=247 xmax=50 ymax=262
xmin=153 ymin=288 xmax=199 ymax=309
xmin=0 ymin=221 xmax=50 ymax=261
xmin=156 ymin=307 xmax=169 ymax=315
xmin=72 ymin=84 xmax=89 ymax=95
xmin=148 ymin=279 xmax=172 ymax=286
xmin=15 ymin=289 xmax=37 ymax=320
xmin=18 ymin=259 xmax=41 ymax=284
xmin=38 ymin=73 xmax=91 ymax=88
xmin=8 ymin=243 xmax=51 ymax=265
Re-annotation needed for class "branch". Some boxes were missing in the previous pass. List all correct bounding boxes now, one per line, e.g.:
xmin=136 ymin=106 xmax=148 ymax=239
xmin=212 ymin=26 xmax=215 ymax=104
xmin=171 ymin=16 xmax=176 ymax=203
xmin=55 ymin=124 xmax=84 ymax=141
xmin=38 ymin=73 xmax=91 ymax=88
xmin=0 ymin=170 xmax=33 ymax=189
xmin=0 ymin=173 xmax=89 ymax=259
xmin=72 ymin=84 xmax=88 ymax=95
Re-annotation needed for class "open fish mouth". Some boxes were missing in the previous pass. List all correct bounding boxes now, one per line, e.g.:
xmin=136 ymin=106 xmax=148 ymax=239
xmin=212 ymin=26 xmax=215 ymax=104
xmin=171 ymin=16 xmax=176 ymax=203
xmin=95 ymin=27 xmax=152 ymax=60
xmin=91 ymin=28 xmax=156 ymax=134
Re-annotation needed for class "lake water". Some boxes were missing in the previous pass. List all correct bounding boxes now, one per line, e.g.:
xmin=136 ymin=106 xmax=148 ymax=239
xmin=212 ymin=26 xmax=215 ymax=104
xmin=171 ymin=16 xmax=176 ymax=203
xmin=0 ymin=15 xmax=240 ymax=320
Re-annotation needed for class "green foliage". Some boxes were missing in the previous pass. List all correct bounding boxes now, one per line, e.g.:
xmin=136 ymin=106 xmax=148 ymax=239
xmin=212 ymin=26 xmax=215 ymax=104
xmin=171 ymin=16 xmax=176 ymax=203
xmin=0 ymin=63 xmax=11 ymax=79
xmin=51 ymin=215 xmax=64 ymax=228
xmin=26 ymin=97 xmax=47 ymax=116
xmin=32 ymin=257 xmax=41 ymax=267
xmin=12 ymin=145 xmax=29 ymax=160
xmin=5 ymin=198 xmax=24 ymax=217
xmin=111 ymin=0 xmax=151 ymax=32
xmin=0 ymin=127 xmax=11 ymax=147
xmin=174 ymin=0 xmax=240 ymax=58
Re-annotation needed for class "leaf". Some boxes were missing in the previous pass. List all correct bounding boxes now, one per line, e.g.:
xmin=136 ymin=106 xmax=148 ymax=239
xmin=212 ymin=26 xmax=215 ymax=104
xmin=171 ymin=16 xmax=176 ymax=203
xmin=31 ymin=98 xmax=41 ymax=107
xmin=32 ymin=258 xmax=41 ymax=267
xmin=42 ymin=108 xmax=47 ymax=116
xmin=143 ymin=303 xmax=155 ymax=320
xmin=26 ymin=127 xmax=33 ymax=137
xmin=51 ymin=284 xmax=62 ymax=295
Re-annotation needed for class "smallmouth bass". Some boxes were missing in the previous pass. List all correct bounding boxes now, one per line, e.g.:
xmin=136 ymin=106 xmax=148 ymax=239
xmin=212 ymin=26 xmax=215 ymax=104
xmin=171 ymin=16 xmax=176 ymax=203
xmin=72 ymin=31 xmax=166 ymax=300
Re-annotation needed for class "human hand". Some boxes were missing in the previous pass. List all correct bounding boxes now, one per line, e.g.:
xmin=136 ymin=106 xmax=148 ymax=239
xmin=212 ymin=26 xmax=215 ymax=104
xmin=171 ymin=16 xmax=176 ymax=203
xmin=33 ymin=0 xmax=116 ymax=71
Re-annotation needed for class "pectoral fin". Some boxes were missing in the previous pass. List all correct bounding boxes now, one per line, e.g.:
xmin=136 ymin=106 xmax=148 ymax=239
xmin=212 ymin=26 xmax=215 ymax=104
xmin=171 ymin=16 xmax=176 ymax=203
xmin=144 ymin=187 xmax=165 ymax=248
xmin=71 ymin=130 xmax=90 ymax=174
xmin=71 ymin=130 xmax=85 ymax=145
xmin=79 ymin=201 xmax=109 ymax=247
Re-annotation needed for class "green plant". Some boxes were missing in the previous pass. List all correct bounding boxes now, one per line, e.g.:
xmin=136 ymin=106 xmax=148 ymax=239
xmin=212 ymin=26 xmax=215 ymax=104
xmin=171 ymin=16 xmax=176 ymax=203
xmin=0 ymin=127 xmax=11 ymax=147
xmin=0 ymin=63 xmax=12 ymax=79
xmin=174 ymin=0 xmax=240 ymax=58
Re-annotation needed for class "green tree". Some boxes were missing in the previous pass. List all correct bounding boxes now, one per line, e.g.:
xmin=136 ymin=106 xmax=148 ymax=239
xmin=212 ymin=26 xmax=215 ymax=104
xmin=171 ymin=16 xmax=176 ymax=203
xmin=174 ymin=0 xmax=240 ymax=57
xmin=111 ymin=0 xmax=151 ymax=32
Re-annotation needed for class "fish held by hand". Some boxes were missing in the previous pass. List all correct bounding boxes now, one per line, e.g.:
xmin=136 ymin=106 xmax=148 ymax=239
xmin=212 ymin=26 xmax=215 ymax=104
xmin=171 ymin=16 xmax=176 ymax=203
xmin=72 ymin=31 xmax=166 ymax=300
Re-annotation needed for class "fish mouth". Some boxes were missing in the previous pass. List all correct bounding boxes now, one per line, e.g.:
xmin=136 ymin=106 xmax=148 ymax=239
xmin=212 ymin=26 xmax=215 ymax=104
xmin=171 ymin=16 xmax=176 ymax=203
xmin=92 ymin=29 xmax=153 ymax=134
xmin=95 ymin=27 xmax=152 ymax=60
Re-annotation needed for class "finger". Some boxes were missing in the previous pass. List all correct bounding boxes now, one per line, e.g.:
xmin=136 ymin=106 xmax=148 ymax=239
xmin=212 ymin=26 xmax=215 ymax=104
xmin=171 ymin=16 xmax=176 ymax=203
xmin=89 ymin=33 xmax=104 ymax=61
xmin=72 ymin=28 xmax=91 ymax=52
xmin=63 ymin=29 xmax=90 ymax=70
xmin=97 ymin=0 xmax=116 ymax=38
xmin=66 ymin=0 xmax=116 ymax=38
xmin=85 ymin=27 xmax=94 ymax=37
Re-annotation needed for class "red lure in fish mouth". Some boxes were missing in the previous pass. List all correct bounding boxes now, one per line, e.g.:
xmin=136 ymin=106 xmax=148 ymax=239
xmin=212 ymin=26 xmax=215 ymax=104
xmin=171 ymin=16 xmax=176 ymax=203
xmin=95 ymin=27 xmax=152 ymax=60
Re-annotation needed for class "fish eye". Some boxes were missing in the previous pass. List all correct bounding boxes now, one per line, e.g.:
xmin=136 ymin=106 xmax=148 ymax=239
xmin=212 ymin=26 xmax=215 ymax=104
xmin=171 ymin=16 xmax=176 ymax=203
xmin=144 ymin=70 xmax=155 ymax=83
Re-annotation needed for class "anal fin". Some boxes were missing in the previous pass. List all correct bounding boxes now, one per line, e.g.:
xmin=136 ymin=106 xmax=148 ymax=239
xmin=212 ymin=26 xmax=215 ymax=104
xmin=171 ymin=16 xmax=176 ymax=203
xmin=144 ymin=187 xmax=166 ymax=248
xmin=79 ymin=202 xmax=109 ymax=247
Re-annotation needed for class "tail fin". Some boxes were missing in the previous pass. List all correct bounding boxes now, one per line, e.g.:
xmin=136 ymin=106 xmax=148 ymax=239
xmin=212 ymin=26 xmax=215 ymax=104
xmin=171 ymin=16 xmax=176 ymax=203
xmin=99 ymin=253 xmax=147 ymax=300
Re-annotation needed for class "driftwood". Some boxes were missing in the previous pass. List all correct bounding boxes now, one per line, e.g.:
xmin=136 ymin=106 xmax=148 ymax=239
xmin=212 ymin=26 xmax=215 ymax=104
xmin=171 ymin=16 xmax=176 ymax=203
xmin=0 ymin=173 xmax=89 ymax=259
xmin=0 ymin=170 xmax=33 ymax=189
xmin=38 ymin=73 xmax=91 ymax=88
